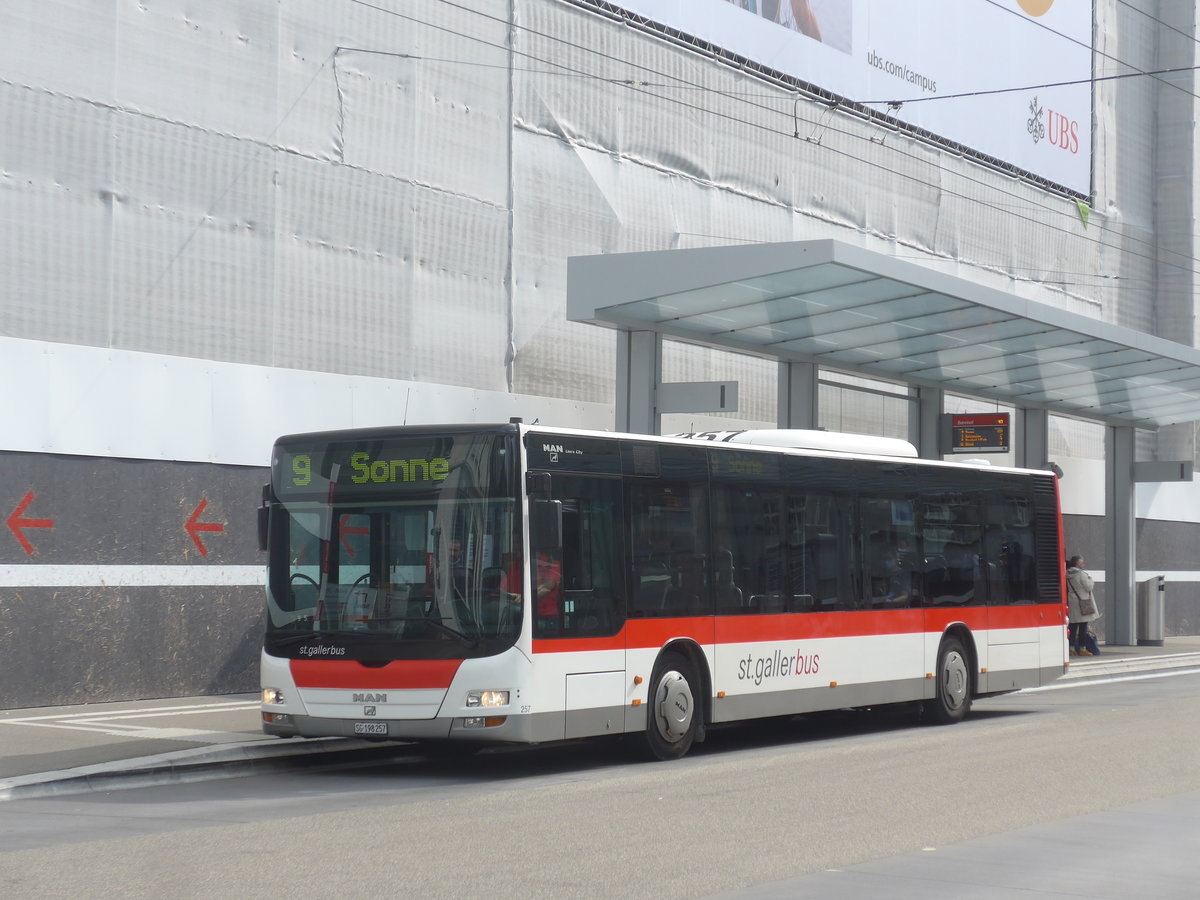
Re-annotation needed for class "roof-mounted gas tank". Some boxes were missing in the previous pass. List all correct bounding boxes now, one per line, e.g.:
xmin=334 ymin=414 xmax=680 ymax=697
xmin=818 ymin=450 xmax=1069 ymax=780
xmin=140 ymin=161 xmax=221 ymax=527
xmin=677 ymin=429 xmax=918 ymax=458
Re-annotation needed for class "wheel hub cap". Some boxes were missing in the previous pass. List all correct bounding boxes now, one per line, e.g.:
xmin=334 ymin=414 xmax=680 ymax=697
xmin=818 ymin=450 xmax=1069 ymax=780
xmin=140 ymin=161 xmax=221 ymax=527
xmin=654 ymin=670 xmax=693 ymax=742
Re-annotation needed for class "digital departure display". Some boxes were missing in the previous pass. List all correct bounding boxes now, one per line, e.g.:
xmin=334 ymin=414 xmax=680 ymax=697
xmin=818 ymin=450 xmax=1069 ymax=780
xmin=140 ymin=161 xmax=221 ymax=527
xmin=945 ymin=413 xmax=1010 ymax=454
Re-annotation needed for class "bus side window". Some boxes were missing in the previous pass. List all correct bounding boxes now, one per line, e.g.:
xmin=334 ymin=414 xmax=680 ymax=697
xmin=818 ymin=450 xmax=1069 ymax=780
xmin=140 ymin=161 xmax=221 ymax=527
xmin=860 ymin=497 xmax=917 ymax=608
xmin=784 ymin=456 xmax=863 ymax=612
xmin=919 ymin=491 xmax=983 ymax=606
xmin=713 ymin=486 xmax=786 ymax=614
xmin=983 ymin=489 xmax=1036 ymax=605
xmin=628 ymin=481 xmax=710 ymax=618
xmin=787 ymin=492 xmax=854 ymax=611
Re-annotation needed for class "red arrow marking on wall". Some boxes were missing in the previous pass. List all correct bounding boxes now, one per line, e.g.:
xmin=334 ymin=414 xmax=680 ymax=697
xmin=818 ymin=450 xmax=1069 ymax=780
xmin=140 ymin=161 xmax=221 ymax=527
xmin=185 ymin=498 xmax=225 ymax=556
xmin=6 ymin=491 xmax=54 ymax=556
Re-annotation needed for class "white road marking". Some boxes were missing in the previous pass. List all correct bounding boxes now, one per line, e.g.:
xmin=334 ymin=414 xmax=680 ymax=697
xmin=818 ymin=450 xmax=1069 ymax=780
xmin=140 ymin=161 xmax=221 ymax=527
xmin=0 ymin=701 xmax=259 ymax=739
xmin=1024 ymin=667 xmax=1200 ymax=692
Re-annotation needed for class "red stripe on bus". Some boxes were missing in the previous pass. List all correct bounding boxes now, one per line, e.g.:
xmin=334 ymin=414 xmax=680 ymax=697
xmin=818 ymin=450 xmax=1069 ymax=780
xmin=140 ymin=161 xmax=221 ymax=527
xmin=531 ymin=605 xmax=1058 ymax=653
xmin=290 ymin=658 xmax=462 ymax=688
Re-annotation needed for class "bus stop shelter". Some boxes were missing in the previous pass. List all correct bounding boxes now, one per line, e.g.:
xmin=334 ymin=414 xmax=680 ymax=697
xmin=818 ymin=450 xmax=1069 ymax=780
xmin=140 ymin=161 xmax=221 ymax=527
xmin=567 ymin=239 xmax=1200 ymax=645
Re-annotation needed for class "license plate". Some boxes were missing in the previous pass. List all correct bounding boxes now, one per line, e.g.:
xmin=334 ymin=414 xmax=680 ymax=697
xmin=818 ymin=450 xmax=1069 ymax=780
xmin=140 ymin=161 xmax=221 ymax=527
xmin=354 ymin=722 xmax=388 ymax=736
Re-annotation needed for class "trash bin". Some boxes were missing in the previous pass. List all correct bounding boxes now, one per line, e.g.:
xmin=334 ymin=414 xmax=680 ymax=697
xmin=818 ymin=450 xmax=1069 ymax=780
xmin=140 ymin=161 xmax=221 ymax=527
xmin=1136 ymin=575 xmax=1165 ymax=647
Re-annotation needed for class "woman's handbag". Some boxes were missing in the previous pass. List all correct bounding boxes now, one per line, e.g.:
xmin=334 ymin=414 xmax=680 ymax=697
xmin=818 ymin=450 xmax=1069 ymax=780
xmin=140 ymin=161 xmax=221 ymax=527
xmin=1070 ymin=580 xmax=1097 ymax=617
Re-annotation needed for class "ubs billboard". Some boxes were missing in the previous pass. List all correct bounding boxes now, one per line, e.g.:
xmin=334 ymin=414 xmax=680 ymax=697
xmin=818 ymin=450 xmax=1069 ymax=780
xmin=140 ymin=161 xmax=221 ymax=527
xmin=609 ymin=0 xmax=1093 ymax=195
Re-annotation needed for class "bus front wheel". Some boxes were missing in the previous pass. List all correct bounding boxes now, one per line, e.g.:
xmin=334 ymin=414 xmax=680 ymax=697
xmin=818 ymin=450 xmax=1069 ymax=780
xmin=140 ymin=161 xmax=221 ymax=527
xmin=642 ymin=651 xmax=699 ymax=761
xmin=926 ymin=635 xmax=972 ymax=725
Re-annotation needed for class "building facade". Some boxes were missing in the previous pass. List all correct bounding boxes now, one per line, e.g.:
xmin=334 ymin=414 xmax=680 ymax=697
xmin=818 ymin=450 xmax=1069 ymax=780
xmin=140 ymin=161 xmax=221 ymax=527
xmin=2 ymin=0 xmax=1198 ymax=706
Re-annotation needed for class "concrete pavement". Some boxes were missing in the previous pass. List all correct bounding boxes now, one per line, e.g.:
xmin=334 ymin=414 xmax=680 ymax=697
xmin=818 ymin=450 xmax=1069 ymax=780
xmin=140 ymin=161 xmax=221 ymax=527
xmin=3 ymin=638 xmax=1200 ymax=801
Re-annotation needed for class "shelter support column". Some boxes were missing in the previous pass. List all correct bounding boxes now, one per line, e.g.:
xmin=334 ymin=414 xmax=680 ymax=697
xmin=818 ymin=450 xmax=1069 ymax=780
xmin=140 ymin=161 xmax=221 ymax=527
xmin=1017 ymin=408 xmax=1049 ymax=470
xmin=616 ymin=330 xmax=662 ymax=435
xmin=1105 ymin=425 xmax=1136 ymax=646
xmin=912 ymin=386 xmax=944 ymax=460
xmin=777 ymin=361 xmax=818 ymax=429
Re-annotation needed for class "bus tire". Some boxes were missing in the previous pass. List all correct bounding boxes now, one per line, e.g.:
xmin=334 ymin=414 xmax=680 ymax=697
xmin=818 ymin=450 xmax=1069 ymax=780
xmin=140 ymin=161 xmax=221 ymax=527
xmin=642 ymin=651 xmax=699 ymax=761
xmin=926 ymin=635 xmax=972 ymax=725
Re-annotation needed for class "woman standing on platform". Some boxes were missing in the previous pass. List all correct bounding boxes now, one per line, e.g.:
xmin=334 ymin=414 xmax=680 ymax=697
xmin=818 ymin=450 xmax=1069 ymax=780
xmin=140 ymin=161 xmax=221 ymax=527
xmin=1067 ymin=555 xmax=1101 ymax=656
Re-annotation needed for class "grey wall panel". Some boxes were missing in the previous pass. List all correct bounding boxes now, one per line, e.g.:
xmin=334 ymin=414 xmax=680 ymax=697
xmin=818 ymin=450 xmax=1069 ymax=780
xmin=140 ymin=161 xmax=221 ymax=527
xmin=0 ymin=451 xmax=267 ymax=707
xmin=1062 ymin=514 xmax=1105 ymax=566
xmin=1166 ymin=586 xmax=1200 ymax=637
xmin=1136 ymin=519 xmax=1200 ymax=638
xmin=0 ymin=452 xmax=264 ymax=566
xmin=0 ymin=586 xmax=262 ymax=709
xmin=1134 ymin=518 xmax=1200 ymax=572
xmin=1063 ymin=513 xmax=1200 ymax=639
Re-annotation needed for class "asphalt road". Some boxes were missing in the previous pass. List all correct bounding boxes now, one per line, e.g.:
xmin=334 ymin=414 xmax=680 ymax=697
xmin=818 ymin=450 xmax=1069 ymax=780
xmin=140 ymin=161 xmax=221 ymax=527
xmin=2 ymin=670 xmax=1199 ymax=899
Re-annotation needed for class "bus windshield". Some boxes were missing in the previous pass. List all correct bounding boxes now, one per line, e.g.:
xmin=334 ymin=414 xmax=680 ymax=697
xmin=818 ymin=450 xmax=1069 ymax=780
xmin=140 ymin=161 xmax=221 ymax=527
xmin=265 ymin=430 xmax=521 ymax=660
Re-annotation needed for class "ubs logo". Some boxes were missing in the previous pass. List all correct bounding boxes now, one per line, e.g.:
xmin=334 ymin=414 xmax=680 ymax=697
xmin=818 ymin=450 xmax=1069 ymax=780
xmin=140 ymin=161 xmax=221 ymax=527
xmin=1027 ymin=97 xmax=1045 ymax=143
xmin=1047 ymin=109 xmax=1080 ymax=154
xmin=1027 ymin=96 xmax=1079 ymax=154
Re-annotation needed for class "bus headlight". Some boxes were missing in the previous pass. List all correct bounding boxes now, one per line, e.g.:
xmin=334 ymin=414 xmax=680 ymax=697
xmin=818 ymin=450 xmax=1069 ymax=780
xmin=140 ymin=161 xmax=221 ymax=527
xmin=262 ymin=687 xmax=285 ymax=705
xmin=465 ymin=690 xmax=509 ymax=708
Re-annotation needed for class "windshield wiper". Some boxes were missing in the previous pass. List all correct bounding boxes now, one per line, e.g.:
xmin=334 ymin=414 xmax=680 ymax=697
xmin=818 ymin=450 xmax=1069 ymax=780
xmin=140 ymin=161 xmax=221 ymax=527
xmin=266 ymin=630 xmax=333 ymax=647
xmin=267 ymin=617 xmax=478 ymax=649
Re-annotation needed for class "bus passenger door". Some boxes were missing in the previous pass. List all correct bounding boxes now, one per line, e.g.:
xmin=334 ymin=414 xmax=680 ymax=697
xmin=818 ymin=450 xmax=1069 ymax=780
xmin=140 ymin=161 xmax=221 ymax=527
xmin=982 ymin=491 xmax=1044 ymax=692
xmin=534 ymin=474 xmax=627 ymax=740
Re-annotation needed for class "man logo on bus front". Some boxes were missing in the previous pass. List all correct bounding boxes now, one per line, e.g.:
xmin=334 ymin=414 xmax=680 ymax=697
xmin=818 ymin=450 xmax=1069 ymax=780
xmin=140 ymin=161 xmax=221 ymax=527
xmin=364 ymin=706 xmax=377 ymax=717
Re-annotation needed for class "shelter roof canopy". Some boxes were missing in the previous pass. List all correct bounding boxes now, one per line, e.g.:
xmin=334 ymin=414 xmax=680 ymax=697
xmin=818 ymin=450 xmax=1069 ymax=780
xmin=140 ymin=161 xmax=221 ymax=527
xmin=568 ymin=239 xmax=1200 ymax=430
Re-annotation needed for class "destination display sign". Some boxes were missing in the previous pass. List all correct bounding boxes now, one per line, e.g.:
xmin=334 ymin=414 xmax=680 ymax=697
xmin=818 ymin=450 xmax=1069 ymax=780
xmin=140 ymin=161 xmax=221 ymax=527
xmin=273 ymin=436 xmax=458 ymax=499
xmin=945 ymin=413 xmax=1010 ymax=454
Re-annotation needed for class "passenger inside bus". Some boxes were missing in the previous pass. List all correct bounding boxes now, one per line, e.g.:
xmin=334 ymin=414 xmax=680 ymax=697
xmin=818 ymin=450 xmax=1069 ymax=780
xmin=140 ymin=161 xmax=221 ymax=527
xmin=875 ymin=547 xmax=912 ymax=605
xmin=535 ymin=549 xmax=562 ymax=631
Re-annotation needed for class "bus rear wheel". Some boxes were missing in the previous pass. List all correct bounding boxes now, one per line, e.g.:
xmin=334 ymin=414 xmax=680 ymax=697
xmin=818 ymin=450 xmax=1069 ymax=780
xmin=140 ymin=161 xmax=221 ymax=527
xmin=641 ymin=651 xmax=699 ymax=760
xmin=926 ymin=635 xmax=972 ymax=724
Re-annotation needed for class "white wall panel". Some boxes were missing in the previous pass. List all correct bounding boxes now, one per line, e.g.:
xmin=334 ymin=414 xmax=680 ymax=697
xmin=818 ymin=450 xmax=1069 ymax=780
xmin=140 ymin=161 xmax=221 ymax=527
xmin=113 ymin=0 xmax=281 ymax=139
xmin=111 ymin=117 xmax=277 ymax=362
xmin=0 ymin=336 xmax=612 ymax=466
xmin=0 ymin=1 xmax=117 ymax=103
xmin=333 ymin=45 xmax=511 ymax=206
xmin=0 ymin=86 xmax=114 ymax=346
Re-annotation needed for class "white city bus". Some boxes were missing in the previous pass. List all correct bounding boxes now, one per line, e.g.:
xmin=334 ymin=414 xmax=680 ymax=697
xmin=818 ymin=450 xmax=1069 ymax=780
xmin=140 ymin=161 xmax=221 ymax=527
xmin=259 ymin=421 xmax=1067 ymax=759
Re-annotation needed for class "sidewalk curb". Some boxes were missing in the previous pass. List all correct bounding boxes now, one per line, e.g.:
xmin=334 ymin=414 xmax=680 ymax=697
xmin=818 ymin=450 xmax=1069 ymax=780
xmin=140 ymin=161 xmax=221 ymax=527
xmin=0 ymin=736 xmax=398 ymax=802
xmin=1061 ymin=651 xmax=1200 ymax=680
